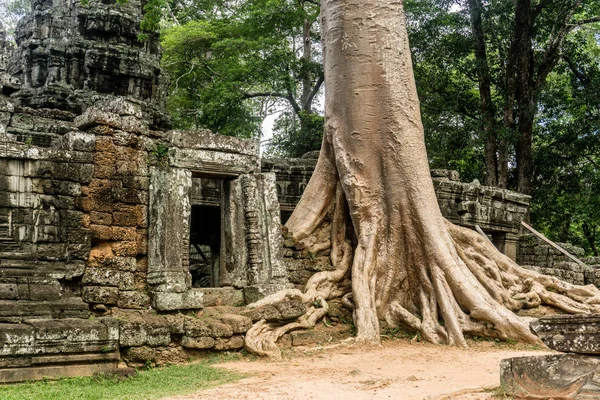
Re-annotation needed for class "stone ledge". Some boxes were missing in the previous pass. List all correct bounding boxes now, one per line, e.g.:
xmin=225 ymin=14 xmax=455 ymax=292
xmin=151 ymin=289 xmax=204 ymax=311
xmin=199 ymin=287 xmax=244 ymax=307
xmin=0 ymin=362 xmax=118 ymax=383
xmin=531 ymin=314 xmax=600 ymax=354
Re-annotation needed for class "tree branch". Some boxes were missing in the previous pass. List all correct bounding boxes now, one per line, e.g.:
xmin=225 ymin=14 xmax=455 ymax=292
xmin=305 ymin=73 xmax=324 ymax=110
xmin=241 ymin=92 xmax=301 ymax=114
xmin=568 ymin=16 xmax=600 ymax=27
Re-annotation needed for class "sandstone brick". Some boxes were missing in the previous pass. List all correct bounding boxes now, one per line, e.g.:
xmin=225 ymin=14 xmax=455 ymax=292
xmin=112 ymin=211 xmax=138 ymax=227
xmin=90 ymin=224 xmax=112 ymax=241
xmin=219 ymin=314 xmax=252 ymax=334
xmin=90 ymin=211 xmax=112 ymax=225
xmin=82 ymin=286 xmax=118 ymax=304
xmin=111 ymin=226 xmax=137 ymax=241
xmin=181 ymin=336 xmax=215 ymax=349
xmin=214 ymin=336 xmax=244 ymax=350
xmin=111 ymin=241 xmax=137 ymax=257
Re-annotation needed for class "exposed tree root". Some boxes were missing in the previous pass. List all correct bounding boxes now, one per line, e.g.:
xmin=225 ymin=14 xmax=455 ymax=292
xmin=244 ymin=0 xmax=600 ymax=358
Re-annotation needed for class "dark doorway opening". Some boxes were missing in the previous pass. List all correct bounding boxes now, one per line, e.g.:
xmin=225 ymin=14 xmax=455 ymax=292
xmin=280 ymin=209 xmax=293 ymax=225
xmin=189 ymin=205 xmax=221 ymax=287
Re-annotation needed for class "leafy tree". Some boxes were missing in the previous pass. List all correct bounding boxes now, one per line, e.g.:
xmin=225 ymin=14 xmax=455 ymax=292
xmin=160 ymin=0 xmax=324 ymax=151
xmin=531 ymin=26 xmax=600 ymax=254
xmin=407 ymin=0 xmax=600 ymax=195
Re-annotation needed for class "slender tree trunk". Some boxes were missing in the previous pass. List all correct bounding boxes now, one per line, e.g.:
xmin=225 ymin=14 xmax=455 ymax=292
xmin=583 ymin=223 xmax=599 ymax=257
xmin=498 ymin=139 xmax=508 ymax=189
xmin=300 ymin=5 xmax=313 ymax=114
xmin=244 ymin=0 xmax=600 ymax=359
xmin=468 ymin=0 xmax=498 ymax=187
xmin=513 ymin=0 xmax=535 ymax=195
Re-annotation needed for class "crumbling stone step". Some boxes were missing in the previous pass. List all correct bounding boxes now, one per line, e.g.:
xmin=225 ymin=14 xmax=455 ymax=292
xmin=531 ymin=314 xmax=600 ymax=354
xmin=0 ymin=317 xmax=119 ymax=382
xmin=0 ymin=299 xmax=90 ymax=322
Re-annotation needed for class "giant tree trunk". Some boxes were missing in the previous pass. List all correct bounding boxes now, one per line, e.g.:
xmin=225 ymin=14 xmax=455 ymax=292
xmin=244 ymin=0 xmax=600 ymax=358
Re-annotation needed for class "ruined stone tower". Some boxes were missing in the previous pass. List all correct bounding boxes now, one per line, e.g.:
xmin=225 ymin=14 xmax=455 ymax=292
xmin=8 ymin=0 xmax=168 ymax=127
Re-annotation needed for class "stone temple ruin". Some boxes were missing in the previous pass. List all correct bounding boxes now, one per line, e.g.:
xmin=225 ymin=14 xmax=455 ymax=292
xmin=0 ymin=0 xmax=597 ymax=384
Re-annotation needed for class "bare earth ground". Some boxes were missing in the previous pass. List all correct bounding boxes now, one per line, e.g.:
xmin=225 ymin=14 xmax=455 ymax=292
xmin=166 ymin=339 xmax=551 ymax=400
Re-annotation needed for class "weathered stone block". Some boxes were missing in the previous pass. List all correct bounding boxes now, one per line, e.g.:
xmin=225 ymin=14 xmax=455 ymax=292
xmin=82 ymin=268 xmax=135 ymax=291
xmin=26 ymin=318 xmax=112 ymax=343
xmin=111 ymin=241 xmax=138 ymax=257
xmin=82 ymin=286 xmax=118 ymax=305
xmin=214 ymin=335 xmax=244 ymax=350
xmin=199 ymin=287 xmax=244 ymax=307
xmin=500 ymin=354 xmax=600 ymax=399
xmin=531 ymin=314 xmax=600 ymax=354
xmin=163 ymin=314 xmax=185 ymax=334
xmin=241 ymin=299 xmax=307 ymax=322
xmin=243 ymin=283 xmax=295 ymax=305
xmin=152 ymin=290 xmax=204 ymax=311
xmin=117 ymin=291 xmax=150 ymax=309
xmin=183 ymin=317 xmax=211 ymax=337
xmin=218 ymin=314 xmax=252 ymax=334
xmin=0 ymin=324 xmax=35 ymax=356
xmin=90 ymin=211 xmax=112 ymax=225
xmin=181 ymin=336 xmax=215 ymax=349
xmin=119 ymin=314 xmax=170 ymax=347
xmin=206 ymin=320 xmax=233 ymax=338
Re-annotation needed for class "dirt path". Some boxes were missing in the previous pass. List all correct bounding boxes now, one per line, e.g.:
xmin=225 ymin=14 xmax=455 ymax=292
xmin=167 ymin=339 xmax=550 ymax=400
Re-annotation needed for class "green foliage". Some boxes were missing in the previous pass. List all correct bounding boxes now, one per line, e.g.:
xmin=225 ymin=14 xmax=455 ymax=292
xmin=150 ymin=142 xmax=169 ymax=167
xmin=267 ymin=111 xmax=323 ymax=157
xmin=160 ymin=0 xmax=324 ymax=151
xmin=531 ymin=26 xmax=600 ymax=254
xmin=0 ymin=362 xmax=240 ymax=400
xmin=406 ymin=0 xmax=600 ymax=252
xmin=406 ymin=0 xmax=488 ymax=183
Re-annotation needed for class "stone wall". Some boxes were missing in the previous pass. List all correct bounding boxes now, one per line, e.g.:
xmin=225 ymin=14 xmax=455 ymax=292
xmin=0 ymin=0 xmax=292 ymax=381
xmin=518 ymin=234 xmax=600 ymax=286
xmin=0 ymin=111 xmax=91 ymax=322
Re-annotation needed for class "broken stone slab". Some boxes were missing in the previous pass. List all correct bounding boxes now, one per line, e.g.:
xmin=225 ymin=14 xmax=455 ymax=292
xmin=500 ymin=354 xmax=600 ymax=399
xmin=531 ymin=314 xmax=600 ymax=354
xmin=152 ymin=289 xmax=203 ymax=311
xmin=218 ymin=314 xmax=252 ymax=334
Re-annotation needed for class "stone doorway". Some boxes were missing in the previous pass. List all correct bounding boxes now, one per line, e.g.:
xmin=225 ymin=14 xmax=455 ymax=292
xmin=189 ymin=204 xmax=221 ymax=288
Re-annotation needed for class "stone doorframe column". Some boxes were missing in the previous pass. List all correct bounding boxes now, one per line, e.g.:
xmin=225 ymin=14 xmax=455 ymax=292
xmin=147 ymin=130 xmax=291 ymax=311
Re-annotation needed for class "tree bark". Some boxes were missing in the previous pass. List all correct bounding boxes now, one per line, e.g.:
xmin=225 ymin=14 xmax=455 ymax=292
xmin=244 ymin=0 xmax=600 ymax=359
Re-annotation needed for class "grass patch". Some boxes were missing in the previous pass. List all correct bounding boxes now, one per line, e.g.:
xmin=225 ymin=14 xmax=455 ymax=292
xmin=0 ymin=362 xmax=241 ymax=400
